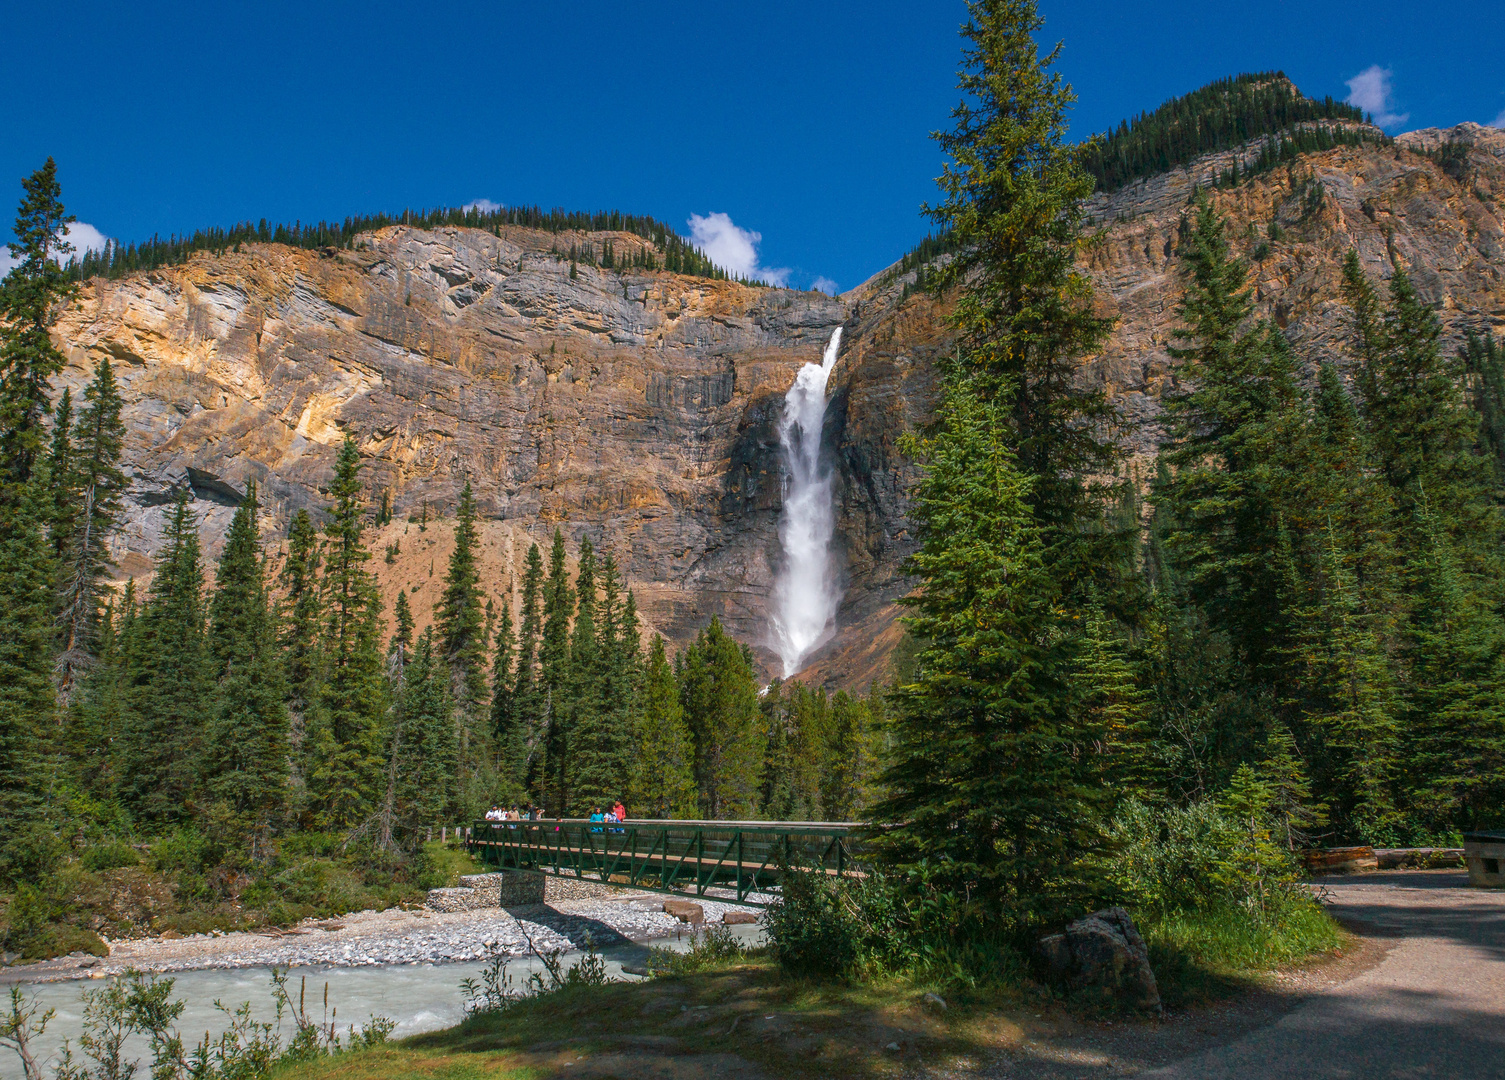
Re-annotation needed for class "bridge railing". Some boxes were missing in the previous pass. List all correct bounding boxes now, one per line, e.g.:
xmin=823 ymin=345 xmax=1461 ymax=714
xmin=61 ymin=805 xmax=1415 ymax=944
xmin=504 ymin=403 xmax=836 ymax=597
xmin=467 ymin=818 xmax=862 ymax=905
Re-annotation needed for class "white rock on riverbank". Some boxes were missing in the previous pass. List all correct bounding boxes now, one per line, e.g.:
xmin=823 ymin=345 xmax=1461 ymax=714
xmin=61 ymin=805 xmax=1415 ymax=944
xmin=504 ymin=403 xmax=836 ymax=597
xmin=4 ymin=893 xmax=758 ymax=983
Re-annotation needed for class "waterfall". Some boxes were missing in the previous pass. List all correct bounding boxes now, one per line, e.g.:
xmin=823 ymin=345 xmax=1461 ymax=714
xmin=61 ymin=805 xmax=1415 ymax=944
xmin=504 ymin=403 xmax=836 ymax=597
xmin=771 ymin=326 xmax=844 ymax=678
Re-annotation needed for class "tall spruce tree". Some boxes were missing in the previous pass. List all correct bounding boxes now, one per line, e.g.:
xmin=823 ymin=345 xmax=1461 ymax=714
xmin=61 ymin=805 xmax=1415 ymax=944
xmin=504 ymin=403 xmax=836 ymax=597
xmin=278 ymin=507 xmax=323 ymax=821
xmin=0 ymin=474 xmax=55 ymax=827
xmin=924 ymin=0 xmax=1117 ymax=605
xmin=311 ymin=437 xmax=386 ymax=827
xmin=204 ymin=483 xmax=289 ymax=840
xmin=538 ymin=530 xmax=574 ymax=812
xmin=875 ymin=381 xmax=1107 ymax=923
xmin=488 ymin=594 xmax=525 ymax=799
xmin=511 ymin=544 xmax=545 ymax=798
xmin=1158 ymin=198 xmax=1305 ymax=682
xmin=46 ymin=387 xmax=75 ymax=555
xmin=629 ymin=634 xmax=696 ymax=818
xmin=55 ymin=358 xmax=126 ymax=701
xmin=0 ymin=158 xmax=75 ymax=502
xmin=121 ymin=490 xmax=210 ymax=823
xmin=679 ymin=617 xmax=763 ymax=819
xmin=435 ymin=482 xmax=489 ymax=760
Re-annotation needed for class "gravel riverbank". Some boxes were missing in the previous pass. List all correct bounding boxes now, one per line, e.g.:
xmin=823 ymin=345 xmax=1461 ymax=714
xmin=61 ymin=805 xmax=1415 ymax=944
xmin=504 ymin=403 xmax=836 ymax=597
xmin=3 ymin=892 xmax=753 ymax=984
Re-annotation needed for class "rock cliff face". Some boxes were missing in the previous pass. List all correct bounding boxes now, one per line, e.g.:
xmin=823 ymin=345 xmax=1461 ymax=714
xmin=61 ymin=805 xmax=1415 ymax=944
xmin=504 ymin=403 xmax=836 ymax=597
xmin=48 ymin=123 xmax=1505 ymax=687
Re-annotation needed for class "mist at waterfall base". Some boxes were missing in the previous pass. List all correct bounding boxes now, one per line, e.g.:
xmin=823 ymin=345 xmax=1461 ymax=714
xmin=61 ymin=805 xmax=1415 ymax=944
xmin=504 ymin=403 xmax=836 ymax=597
xmin=771 ymin=327 xmax=844 ymax=678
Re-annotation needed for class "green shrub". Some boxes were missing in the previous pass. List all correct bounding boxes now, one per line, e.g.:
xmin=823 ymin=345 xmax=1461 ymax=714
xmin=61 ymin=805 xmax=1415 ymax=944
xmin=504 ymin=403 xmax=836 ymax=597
xmin=80 ymin=838 xmax=141 ymax=872
xmin=1105 ymin=796 xmax=1306 ymax=916
xmin=0 ymin=824 xmax=67 ymax=886
xmin=646 ymin=923 xmax=748 ymax=976
xmin=267 ymin=859 xmax=373 ymax=915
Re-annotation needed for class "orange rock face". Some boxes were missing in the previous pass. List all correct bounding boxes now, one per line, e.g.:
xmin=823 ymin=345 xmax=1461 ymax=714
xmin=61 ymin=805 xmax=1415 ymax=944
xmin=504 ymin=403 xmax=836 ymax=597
xmin=48 ymin=125 xmax=1505 ymax=686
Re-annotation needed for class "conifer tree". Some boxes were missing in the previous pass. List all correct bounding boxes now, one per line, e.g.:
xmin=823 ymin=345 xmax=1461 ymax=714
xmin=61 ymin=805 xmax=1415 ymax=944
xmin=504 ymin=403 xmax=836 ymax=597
xmin=489 ymin=596 xmax=526 ymax=798
xmin=0 ymin=159 xmax=75 ymax=503
xmin=924 ymin=0 xmax=1116 ymax=603
xmin=55 ymin=358 xmax=126 ymax=700
xmin=875 ymin=381 xmax=1107 ymax=923
xmin=311 ymin=437 xmax=386 ymax=827
xmin=1461 ymin=331 xmax=1505 ymax=480
xmin=121 ymin=490 xmax=210 ymax=823
xmin=71 ymin=588 xmax=128 ymax=799
xmin=435 ymin=482 xmax=489 ymax=754
xmin=822 ymin=690 xmax=880 ymax=821
xmin=394 ymin=628 xmax=458 ymax=828
xmin=1345 ymin=256 xmax=1501 ymax=575
xmin=538 ymin=529 xmax=574 ymax=812
xmin=679 ymin=617 xmax=763 ymax=819
xmin=511 ymin=544 xmax=544 ymax=796
xmin=568 ymin=538 xmax=623 ymax=813
xmin=629 ymin=635 xmax=696 ymax=818
xmin=390 ymin=589 xmax=414 ymax=660
xmin=1158 ymin=198 xmax=1304 ymax=680
xmin=46 ymin=386 xmax=75 ymax=554
xmin=377 ymin=588 xmax=415 ymax=850
xmin=204 ymin=483 xmax=289 ymax=839
xmin=278 ymin=508 xmax=323 ymax=818
xmin=0 ymin=474 xmax=55 ymax=826
xmin=1398 ymin=504 xmax=1505 ymax=831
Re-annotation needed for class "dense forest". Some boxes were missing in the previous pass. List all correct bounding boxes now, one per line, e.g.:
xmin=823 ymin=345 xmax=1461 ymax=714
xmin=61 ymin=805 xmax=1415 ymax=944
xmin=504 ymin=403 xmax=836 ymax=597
xmin=62 ymin=201 xmax=754 ymax=285
xmin=1078 ymin=71 xmax=1373 ymax=192
xmin=0 ymin=169 xmax=878 ymax=957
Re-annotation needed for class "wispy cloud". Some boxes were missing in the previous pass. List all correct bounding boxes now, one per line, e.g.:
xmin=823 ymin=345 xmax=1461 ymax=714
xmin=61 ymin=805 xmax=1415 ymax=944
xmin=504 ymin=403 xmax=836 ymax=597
xmin=1345 ymin=65 xmax=1409 ymax=129
xmin=1 ymin=221 xmax=111 ymax=276
xmin=464 ymin=198 xmax=503 ymax=213
xmin=811 ymin=276 xmax=838 ymax=295
xmin=685 ymin=212 xmax=790 ymax=286
xmin=1490 ymin=106 xmax=1505 ymax=129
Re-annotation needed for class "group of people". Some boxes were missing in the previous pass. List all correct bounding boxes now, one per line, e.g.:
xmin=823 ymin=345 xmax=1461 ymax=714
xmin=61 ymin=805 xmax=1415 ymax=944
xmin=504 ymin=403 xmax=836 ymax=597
xmin=482 ymin=801 xmax=628 ymax=828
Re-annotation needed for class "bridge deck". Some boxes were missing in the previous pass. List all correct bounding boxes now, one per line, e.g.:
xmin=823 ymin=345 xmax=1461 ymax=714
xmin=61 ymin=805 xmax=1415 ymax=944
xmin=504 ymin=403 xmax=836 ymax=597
xmin=467 ymin=819 xmax=861 ymax=905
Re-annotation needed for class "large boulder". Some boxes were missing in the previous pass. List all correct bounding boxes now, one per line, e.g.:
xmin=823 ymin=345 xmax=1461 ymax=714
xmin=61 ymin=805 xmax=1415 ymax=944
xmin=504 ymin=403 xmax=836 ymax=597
xmin=1035 ymin=907 xmax=1162 ymax=1013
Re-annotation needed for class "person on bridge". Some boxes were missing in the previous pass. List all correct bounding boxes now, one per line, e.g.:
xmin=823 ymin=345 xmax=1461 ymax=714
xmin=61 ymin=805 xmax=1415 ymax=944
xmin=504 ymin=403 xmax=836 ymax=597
xmin=612 ymin=799 xmax=626 ymax=822
xmin=589 ymin=807 xmax=604 ymax=833
xmin=485 ymin=804 xmax=503 ymax=824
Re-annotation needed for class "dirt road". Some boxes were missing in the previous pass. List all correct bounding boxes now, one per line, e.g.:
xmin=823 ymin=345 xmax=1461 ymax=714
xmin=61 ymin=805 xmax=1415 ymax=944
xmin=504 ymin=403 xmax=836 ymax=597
xmin=1143 ymin=870 xmax=1505 ymax=1079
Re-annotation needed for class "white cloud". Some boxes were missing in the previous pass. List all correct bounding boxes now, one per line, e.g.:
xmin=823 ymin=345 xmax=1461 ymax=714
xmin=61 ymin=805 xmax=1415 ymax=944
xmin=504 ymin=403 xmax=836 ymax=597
xmin=1490 ymin=106 xmax=1505 ymax=129
xmin=1345 ymin=65 xmax=1410 ymax=129
xmin=464 ymin=198 xmax=503 ymax=213
xmin=685 ymin=211 xmax=790 ymax=286
xmin=811 ymin=276 xmax=838 ymax=295
xmin=1 ymin=220 xmax=110 ymax=275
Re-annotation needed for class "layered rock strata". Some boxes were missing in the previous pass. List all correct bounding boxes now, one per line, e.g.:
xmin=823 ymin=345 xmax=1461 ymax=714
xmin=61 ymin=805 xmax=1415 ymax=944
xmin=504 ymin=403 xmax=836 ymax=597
xmin=46 ymin=124 xmax=1505 ymax=686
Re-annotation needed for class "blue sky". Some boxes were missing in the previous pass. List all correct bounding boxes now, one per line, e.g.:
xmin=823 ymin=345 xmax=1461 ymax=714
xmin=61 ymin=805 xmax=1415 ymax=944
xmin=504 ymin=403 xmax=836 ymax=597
xmin=2 ymin=0 xmax=1499 ymax=293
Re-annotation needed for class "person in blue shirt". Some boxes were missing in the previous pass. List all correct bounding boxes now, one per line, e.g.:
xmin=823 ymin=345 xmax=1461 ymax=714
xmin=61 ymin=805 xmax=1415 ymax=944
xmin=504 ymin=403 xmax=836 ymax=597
xmin=589 ymin=807 xmax=604 ymax=833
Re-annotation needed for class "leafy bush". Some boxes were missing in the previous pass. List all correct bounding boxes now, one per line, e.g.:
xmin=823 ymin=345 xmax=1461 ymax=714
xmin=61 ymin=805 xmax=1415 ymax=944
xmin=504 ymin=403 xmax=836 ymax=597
xmin=264 ymin=859 xmax=372 ymax=915
xmin=0 ymin=824 xmax=67 ymax=887
xmin=1105 ymin=796 xmax=1306 ymax=917
xmin=645 ymin=923 xmax=748 ymax=976
xmin=79 ymin=839 xmax=140 ymax=872
xmin=460 ymin=936 xmax=609 ymax=1017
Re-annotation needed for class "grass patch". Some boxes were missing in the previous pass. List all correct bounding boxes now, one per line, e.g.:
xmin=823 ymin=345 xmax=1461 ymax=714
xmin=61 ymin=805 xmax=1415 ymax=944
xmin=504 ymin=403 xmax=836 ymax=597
xmin=421 ymin=841 xmax=483 ymax=887
xmin=1142 ymin=899 xmax=1349 ymax=1008
xmin=277 ymin=954 xmax=1027 ymax=1080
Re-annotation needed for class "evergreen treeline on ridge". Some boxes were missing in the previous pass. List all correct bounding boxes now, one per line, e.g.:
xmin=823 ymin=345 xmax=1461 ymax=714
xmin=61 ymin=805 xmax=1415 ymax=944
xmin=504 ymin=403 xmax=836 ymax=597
xmin=64 ymin=202 xmax=752 ymax=285
xmin=1079 ymin=72 xmax=1370 ymax=192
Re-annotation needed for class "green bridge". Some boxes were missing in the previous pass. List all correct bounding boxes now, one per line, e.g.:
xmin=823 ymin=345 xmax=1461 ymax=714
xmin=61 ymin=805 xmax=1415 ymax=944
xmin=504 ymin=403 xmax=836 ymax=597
xmin=467 ymin=819 xmax=861 ymax=906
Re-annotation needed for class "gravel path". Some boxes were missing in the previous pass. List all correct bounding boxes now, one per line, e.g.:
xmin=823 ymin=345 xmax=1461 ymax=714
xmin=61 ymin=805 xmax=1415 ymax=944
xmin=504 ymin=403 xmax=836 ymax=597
xmin=1141 ymin=870 xmax=1505 ymax=1079
xmin=3 ymin=893 xmax=754 ymax=983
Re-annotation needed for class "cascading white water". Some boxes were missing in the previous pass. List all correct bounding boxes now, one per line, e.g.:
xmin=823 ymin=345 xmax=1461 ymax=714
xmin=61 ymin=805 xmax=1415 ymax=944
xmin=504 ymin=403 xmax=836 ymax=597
xmin=771 ymin=327 xmax=844 ymax=678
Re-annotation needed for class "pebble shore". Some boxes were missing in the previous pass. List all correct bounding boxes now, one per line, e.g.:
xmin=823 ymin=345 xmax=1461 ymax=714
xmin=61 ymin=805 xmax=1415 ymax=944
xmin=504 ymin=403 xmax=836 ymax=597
xmin=5 ymin=893 xmax=753 ymax=983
